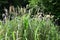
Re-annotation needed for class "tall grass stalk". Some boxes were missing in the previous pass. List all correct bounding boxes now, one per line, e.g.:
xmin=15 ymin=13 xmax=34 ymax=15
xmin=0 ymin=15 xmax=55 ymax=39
xmin=0 ymin=14 xmax=59 ymax=40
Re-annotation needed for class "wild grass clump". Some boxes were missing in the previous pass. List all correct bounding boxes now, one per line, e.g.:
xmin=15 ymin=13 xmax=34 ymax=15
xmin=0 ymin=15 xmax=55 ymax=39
xmin=0 ymin=14 xmax=60 ymax=40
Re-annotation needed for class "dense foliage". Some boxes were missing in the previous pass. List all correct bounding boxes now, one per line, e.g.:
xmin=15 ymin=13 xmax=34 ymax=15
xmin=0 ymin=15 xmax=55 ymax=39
xmin=0 ymin=14 xmax=60 ymax=40
xmin=0 ymin=0 xmax=60 ymax=40
xmin=29 ymin=0 xmax=60 ymax=19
